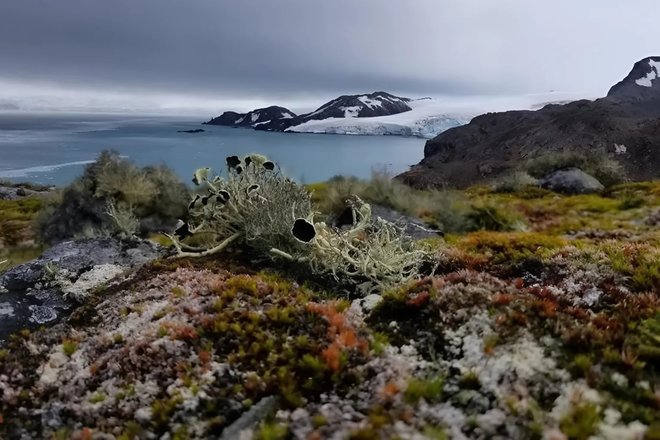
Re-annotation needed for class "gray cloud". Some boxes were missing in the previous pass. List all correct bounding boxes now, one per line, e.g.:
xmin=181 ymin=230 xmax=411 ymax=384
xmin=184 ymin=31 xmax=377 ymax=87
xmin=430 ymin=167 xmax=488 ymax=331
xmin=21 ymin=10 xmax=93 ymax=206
xmin=1 ymin=0 xmax=659 ymax=112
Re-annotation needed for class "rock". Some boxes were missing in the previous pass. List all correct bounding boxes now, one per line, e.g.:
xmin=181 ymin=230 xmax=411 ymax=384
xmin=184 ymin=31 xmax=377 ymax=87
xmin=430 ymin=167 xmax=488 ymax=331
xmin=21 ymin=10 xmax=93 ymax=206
xmin=0 ymin=237 xmax=166 ymax=343
xmin=398 ymin=57 xmax=660 ymax=188
xmin=333 ymin=203 xmax=442 ymax=240
xmin=539 ymin=168 xmax=604 ymax=194
xmin=0 ymin=184 xmax=53 ymax=200
xmin=177 ymin=128 xmax=205 ymax=133
xmin=219 ymin=396 xmax=279 ymax=440
xmin=370 ymin=204 xmax=443 ymax=240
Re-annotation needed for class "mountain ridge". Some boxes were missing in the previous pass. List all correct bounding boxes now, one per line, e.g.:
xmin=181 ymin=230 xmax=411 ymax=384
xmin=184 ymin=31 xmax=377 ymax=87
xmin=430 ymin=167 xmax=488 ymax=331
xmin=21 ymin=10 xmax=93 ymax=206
xmin=397 ymin=57 xmax=660 ymax=188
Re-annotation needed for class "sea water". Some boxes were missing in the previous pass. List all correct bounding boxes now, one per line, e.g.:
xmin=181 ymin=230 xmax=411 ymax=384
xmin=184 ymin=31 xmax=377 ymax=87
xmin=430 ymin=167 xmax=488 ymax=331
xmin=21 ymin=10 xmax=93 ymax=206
xmin=0 ymin=112 xmax=424 ymax=185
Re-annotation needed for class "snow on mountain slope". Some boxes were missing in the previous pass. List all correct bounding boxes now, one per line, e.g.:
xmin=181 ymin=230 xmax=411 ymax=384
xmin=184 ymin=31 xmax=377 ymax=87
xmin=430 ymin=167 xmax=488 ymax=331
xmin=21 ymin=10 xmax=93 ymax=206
xmin=285 ymin=98 xmax=470 ymax=138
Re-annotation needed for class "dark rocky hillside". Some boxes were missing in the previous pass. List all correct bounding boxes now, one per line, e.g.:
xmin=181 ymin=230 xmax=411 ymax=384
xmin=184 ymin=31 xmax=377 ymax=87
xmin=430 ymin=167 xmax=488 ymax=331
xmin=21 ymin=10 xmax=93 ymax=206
xmin=399 ymin=57 xmax=660 ymax=188
xmin=204 ymin=92 xmax=412 ymax=132
xmin=204 ymin=106 xmax=297 ymax=132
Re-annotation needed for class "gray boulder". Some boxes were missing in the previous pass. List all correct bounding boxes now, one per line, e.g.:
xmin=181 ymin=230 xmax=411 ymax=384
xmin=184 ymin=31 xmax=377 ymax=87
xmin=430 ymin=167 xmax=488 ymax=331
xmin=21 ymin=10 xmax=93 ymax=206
xmin=333 ymin=204 xmax=442 ymax=240
xmin=539 ymin=168 xmax=604 ymax=194
xmin=0 ymin=237 xmax=166 ymax=343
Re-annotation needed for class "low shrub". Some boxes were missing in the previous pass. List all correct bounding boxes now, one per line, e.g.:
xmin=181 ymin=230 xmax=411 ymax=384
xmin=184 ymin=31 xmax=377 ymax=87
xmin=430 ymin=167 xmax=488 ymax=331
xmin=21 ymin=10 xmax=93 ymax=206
xmin=463 ymin=203 xmax=527 ymax=232
xmin=38 ymin=151 xmax=189 ymax=244
xmin=313 ymin=170 xmax=474 ymax=233
xmin=491 ymin=171 xmax=538 ymax=193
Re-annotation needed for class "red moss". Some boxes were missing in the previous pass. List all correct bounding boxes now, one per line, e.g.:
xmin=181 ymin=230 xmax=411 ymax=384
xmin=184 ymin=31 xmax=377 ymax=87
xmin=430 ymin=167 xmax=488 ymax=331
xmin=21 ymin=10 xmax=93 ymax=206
xmin=407 ymin=291 xmax=430 ymax=307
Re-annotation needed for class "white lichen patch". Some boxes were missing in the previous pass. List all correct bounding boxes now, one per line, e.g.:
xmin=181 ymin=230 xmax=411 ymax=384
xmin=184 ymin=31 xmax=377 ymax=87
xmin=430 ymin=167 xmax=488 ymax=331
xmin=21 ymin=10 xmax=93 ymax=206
xmin=0 ymin=301 xmax=14 ymax=317
xmin=60 ymin=263 xmax=125 ymax=301
xmin=444 ymin=312 xmax=567 ymax=399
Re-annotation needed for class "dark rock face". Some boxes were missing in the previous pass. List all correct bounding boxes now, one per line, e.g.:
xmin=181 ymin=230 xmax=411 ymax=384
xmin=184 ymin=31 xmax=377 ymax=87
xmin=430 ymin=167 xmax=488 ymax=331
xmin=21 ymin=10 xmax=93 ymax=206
xmin=607 ymin=56 xmax=660 ymax=104
xmin=398 ymin=57 xmax=660 ymax=188
xmin=204 ymin=110 xmax=244 ymax=126
xmin=204 ymin=92 xmax=411 ymax=132
xmin=0 ymin=237 xmax=165 ymax=343
xmin=539 ymin=168 xmax=604 ymax=194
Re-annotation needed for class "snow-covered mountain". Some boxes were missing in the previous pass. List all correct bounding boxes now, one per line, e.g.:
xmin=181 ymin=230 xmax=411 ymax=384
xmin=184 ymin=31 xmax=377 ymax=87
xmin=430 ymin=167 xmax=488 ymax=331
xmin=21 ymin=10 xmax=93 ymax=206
xmin=285 ymin=98 xmax=469 ymax=138
xmin=204 ymin=92 xmax=414 ymax=132
xmin=298 ymin=91 xmax=412 ymax=121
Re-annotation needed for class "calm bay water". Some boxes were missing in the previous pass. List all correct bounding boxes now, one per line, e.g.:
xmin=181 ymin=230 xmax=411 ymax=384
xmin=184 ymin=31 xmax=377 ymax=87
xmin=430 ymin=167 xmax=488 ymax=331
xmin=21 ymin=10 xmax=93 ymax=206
xmin=0 ymin=113 xmax=424 ymax=186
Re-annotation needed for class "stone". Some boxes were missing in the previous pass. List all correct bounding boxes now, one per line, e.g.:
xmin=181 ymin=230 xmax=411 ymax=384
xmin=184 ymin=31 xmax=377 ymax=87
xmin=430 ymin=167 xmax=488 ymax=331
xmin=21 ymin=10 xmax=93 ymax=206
xmin=0 ymin=237 xmax=166 ymax=343
xmin=539 ymin=168 xmax=604 ymax=194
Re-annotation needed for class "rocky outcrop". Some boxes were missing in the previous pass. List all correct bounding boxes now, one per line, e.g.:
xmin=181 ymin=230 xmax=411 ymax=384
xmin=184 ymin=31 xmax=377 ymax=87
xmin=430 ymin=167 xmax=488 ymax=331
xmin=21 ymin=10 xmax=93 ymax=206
xmin=0 ymin=184 xmax=53 ymax=201
xmin=398 ymin=57 xmax=660 ymax=188
xmin=204 ymin=92 xmax=412 ymax=132
xmin=0 ymin=237 xmax=165 ymax=342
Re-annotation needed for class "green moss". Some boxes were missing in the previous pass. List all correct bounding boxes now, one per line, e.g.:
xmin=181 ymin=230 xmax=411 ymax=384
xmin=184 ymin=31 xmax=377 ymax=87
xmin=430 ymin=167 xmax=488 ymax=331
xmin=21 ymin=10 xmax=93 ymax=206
xmin=636 ymin=313 xmax=660 ymax=360
xmin=171 ymin=286 xmax=186 ymax=298
xmin=404 ymin=376 xmax=444 ymax=404
xmin=456 ymin=231 xmax=566 ymax=267
xmin=423 ymin=426 xmax=449 ymax=440
xmin=255 ymin=421 xmax=289 ymax=440
xmin=117 ymin=421 xmax=144 ymax=440
xmin=88 ymin=391 xmax=107 ymax=404
xmin=61 ymin=339 xmax=78 ymax=357
xmin=151 ymin=395 xmax=184 ymax=428
xmin=312 ymin=413 xmax=328 ymax=428
xmin=464 ymin=203 xmax=526 ymax=231
xmin=370 ymin=331 xmax=390 ymax=355
xmin=571 ymin=354 xmax=593 ymax=376
xmin=559 ymin=402 xmax=601 ymax=440
xmin=645 ymin=422 xmax=660 ymax=440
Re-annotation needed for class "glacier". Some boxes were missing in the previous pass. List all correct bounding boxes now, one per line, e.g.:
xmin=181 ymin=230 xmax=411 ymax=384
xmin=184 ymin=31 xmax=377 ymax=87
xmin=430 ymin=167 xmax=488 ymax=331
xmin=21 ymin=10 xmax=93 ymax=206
xmin=285 ymin=98 xmax=470 ymax=138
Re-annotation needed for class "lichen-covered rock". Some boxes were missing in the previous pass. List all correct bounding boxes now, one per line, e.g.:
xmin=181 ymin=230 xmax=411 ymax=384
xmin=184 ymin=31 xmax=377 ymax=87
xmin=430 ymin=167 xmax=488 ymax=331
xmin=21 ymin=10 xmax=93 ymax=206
xmin=0 ymin=237 xmax=165 ymax=342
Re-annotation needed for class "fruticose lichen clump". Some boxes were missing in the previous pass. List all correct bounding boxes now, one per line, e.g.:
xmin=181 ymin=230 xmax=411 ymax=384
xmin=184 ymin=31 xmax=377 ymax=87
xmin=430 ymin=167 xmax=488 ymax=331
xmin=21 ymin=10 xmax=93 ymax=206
xmin=168 ymin=154 xmax=431 ymax=293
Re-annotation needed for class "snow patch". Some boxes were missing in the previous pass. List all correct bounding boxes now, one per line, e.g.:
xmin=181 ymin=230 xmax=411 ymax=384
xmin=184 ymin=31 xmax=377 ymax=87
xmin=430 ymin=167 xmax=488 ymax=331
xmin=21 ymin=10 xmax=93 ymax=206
xmin=358 ymin=96 xmax=383 ymax=109
xmin=340 ymin=106 xmax=361 ymax=118
xmin=250 ymin=112 xmax=260 ymax=122
xmin=635 ymin=59 xmax=660 ymax=87
xmin=252 ymin=120 xmax=271 ymax=127
xmin=280 ymin=112 xmax=294 ymax=119
xmin=614 ymin=143 xmax=627 ymax=154
xmin=234 ymin=116 xmax=245 ymax=124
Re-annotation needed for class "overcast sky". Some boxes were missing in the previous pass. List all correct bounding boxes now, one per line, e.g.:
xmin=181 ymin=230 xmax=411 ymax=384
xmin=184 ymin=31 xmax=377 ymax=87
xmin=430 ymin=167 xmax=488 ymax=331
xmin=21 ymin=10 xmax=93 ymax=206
xmin=0 ymin=0 xmax=658 ymax=114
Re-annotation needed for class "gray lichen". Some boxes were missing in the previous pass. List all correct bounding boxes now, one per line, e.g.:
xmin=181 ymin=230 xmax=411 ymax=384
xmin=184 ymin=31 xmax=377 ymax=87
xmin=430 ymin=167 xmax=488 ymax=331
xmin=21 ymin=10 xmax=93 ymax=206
xmin=168 ymin=154 xmax=431 ymax=293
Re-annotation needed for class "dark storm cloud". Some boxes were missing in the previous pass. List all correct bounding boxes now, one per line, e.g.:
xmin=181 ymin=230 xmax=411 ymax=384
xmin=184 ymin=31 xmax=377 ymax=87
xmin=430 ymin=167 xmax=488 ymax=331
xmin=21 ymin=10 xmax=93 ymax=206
xmin=1 ymin=0 xmax=659 ymax=109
